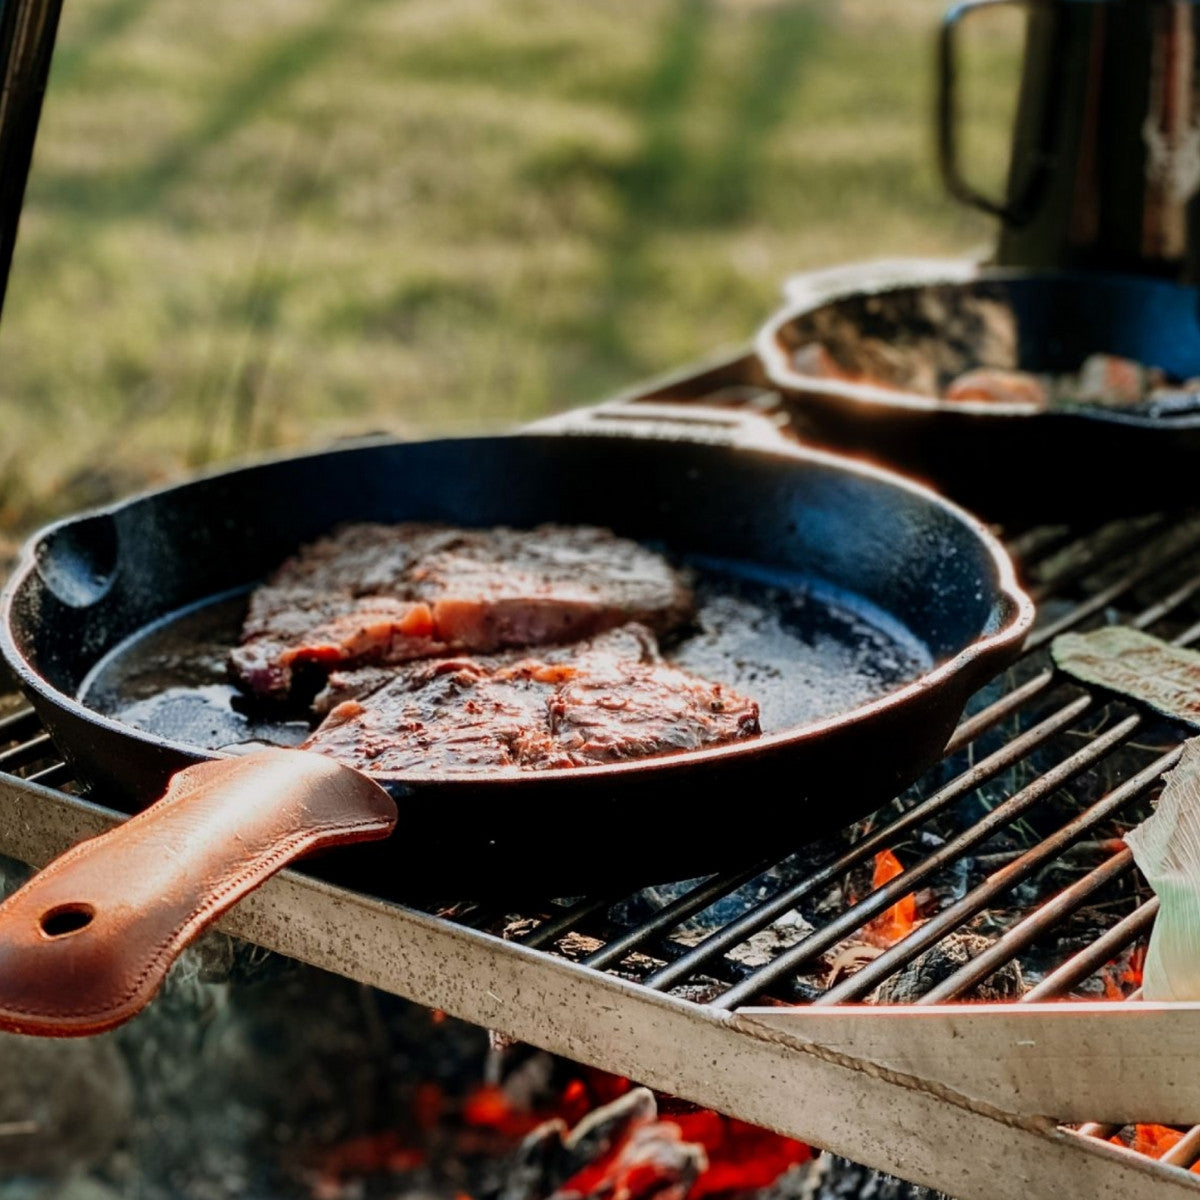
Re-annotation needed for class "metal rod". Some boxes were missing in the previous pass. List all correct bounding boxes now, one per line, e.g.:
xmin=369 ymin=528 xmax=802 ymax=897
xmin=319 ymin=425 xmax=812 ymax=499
xmin=0 ymin=733 xmax=52 ymax=771
xmin=582 ymin=860 xmax=771 ymax=970
xmin=822 ymin=738 xmax=1169 ymax=1005
xmin=917 ymin=850 xmax=1137 ymax=1005
xmin=24 ymin=761 xmax=70 ymax=787
xmin=712 ymin=713 xmax=1143 ymax=1010
xmin=944 ymin=668 xmax=1055 ymax=757
xmin=1024 ymin=524 xmax=1200 ymax=652
xmin=1026 ymin=516 xmax=1171 ymax=600
xmin=945 ymin=565 xmax=1200 ymax=757
xmin=0 ymin=706 xmax=38 ymax=742
xmin=520 ymin=893 xmax=620 ymax=950
xmin=1022 ymin=900 xmax=1159 ymax=1002
xmin=1161 ymin=1126 xmax=1200 ymax=1170
xmin=0 ymin=0 xmax=64 ymax=319
xmin=645 ymin=693 xmax=1095 ymax=993
xmin=1006 ymin=523 xmax=1075 ymax=565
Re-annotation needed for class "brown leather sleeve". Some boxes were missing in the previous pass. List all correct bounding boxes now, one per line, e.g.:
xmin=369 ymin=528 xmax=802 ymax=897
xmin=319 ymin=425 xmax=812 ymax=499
xmin=0 ymin=748 xmax=396 ymax=1037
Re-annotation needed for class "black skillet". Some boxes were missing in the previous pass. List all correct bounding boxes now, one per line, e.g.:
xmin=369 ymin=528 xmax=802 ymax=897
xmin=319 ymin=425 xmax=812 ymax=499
xmin=0 ymin=403 xmax=1031 ymax=1035
xmin=756 ymin=258 xmax=1200 ymax=523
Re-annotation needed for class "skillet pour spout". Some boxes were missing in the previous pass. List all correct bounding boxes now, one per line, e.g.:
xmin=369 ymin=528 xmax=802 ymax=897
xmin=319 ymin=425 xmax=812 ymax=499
xmin=0 ymin=411 xmax=1032 ymax=1035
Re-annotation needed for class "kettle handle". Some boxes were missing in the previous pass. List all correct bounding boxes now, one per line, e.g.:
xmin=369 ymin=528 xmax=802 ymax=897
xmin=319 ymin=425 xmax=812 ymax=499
xmin=937 ymin=0 xmax=1055 ymax=226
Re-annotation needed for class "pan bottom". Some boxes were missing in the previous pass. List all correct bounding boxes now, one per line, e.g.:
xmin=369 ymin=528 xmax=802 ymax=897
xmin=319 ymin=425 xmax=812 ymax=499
xmin=78 ymin=559 xmax=933 ymax=760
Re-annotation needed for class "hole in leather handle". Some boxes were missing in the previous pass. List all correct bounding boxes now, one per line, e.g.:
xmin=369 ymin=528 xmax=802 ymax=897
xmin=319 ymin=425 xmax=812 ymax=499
xmin=39 ymin=903 xmax=95 ymax=938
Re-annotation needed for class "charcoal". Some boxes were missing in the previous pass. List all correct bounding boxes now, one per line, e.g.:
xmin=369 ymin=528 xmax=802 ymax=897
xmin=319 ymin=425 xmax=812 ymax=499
xmin=870 ymin=932 xmax=1024 ymax=1005
xmin=800 ymin=1156 xmax=951 ymax=1200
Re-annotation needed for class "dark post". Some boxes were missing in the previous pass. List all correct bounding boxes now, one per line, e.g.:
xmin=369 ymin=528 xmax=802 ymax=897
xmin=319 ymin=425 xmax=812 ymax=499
xmin=0 ymin=0 xmax=63 ymax=319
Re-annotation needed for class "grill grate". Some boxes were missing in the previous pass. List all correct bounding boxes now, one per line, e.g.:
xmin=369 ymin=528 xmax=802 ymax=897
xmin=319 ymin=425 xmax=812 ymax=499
xmin=3 ymin=375 xmax=1200 ymax=1178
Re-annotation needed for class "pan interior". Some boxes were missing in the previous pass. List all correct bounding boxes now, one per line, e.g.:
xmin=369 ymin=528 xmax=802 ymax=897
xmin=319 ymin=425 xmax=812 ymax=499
xmin=78 ymin=556 xmax=933 ymax=761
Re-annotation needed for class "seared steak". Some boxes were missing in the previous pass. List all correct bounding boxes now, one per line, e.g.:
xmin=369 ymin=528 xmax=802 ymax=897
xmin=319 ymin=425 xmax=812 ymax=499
xmin=303 ymin=624 xmax=759 ymax=773
xmin=231 ymin=523 xmax=693 ymax=698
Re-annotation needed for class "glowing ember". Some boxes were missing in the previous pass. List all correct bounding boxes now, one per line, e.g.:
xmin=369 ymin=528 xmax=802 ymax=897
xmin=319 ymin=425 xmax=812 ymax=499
xmin=559 ymin=1097 xmax=811 ymax=1199
xmin=1110 ymin=1124 xmax=1184 ymax=1159
xmin=1100 ymin=943 xmax=1147 ymax=1000
xmin=864 ymin=849 xmax=917 ymax=947
xmin=1134 ymin=1125 xmax=1182 ymax=1157
xmin=666 ymin=1111 xmax=812 ymax=1196
xmin=310 ymin=1067 xmax=812 ymax=1199
xmin=462 ymin=1082 xmax=550 ymax=1138
xmin=1123 ymin=944 xmax=1146 ymax=988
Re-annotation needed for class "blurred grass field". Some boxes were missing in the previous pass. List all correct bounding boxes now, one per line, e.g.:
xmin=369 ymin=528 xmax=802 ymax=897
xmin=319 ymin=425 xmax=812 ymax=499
xmin=0 ymin=0 xmax=1021 ymax=533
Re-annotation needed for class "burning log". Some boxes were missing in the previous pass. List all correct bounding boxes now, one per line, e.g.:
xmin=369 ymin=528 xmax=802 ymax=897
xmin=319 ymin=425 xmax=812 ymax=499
xmin=871 ymin=931 xmax=1025 ymax=1005
xmin=500 ymin=1087 xmax=658 ymax=1200
xmin=554 ymin=1119 xmax=707 ymax=1200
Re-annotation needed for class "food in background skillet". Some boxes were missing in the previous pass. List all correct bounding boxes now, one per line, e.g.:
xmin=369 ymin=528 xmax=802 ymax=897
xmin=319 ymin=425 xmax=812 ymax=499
xmin=231 ymin=522 xmax=694 ymax=699
xmin=305 ymin=623 xmax=760 ymax=774
xmin=791 ymin=339 xmax=1200 ymax=416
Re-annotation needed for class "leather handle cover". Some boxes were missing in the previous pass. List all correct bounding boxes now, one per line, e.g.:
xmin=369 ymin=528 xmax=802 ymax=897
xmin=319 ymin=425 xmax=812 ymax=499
xmin=0 ymin=749 xmax=397 ymax=1037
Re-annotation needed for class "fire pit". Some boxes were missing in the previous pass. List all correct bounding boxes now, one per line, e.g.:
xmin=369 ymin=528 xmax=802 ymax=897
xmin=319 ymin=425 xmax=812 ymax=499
xmin=6 ymin=0 xmax=1200 ymax=1196
xmin=2 ymin=354 xmax=1200 ymax=1199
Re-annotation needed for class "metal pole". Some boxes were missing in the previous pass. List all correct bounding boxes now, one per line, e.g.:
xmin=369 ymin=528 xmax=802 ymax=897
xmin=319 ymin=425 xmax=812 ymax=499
xmin=0 ymin=0 xmax=62 ymax=320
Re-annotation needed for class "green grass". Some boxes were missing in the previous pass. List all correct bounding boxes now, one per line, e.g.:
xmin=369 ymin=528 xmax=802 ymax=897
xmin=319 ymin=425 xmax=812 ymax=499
xmin=0 ymin=0 xmax=1021 ymax=533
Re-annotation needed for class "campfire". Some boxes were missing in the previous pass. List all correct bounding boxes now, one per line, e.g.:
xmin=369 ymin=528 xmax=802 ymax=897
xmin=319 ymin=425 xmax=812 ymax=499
xmin=6 ymin=0 xmax=1200 ymax=1197
xmin=308 ymin=1066 xmax=811 ymax=1200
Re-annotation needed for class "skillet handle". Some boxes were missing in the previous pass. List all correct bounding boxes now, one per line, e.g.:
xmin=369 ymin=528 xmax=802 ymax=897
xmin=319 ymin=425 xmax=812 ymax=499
xmin=529 ymin=401 xmax=790 ymax=452
xmin=0 ymin=748 xmax=396 ymax=1037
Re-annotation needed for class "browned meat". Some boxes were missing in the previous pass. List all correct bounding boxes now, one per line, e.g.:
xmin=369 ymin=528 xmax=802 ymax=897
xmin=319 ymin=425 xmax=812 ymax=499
xmin=231 ymin=523 xmax=693 ymax=698
xmin=302 ymin=624 xmax=760 ymax=774
xmin=944 ymin=367 xmax=1049 ymax=408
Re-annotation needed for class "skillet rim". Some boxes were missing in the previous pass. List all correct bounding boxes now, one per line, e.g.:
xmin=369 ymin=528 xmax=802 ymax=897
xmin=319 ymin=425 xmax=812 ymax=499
xmin=0 ymin=430 xmax=1034 ymax=787
xmin=756 ymin=261 xmax=1200 ymax=427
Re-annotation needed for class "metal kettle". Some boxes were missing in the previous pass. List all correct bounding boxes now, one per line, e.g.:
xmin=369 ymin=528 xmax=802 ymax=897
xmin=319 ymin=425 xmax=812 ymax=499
xmin=940 ymin=0 xmax=1200 ymax=280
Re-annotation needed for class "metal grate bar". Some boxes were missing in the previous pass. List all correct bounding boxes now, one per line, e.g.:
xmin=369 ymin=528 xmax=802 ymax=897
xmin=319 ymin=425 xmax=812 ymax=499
xmin=1022 ymin=900 xmax=1160 ymax=1002
xmin=818 ymin=744 xmax=1174 ymax=1004
xmin=1005 ymin=524 xmax=1074 ymax=564
xmin=944 ymin=566 xmax=1200 ymax=756
xmin=0 ymin=706 xmax=39 ymax=743
xmin=1024 ymin=515 xmax=1171 ymax=599
xmin=1163 ymin=1127 xmax=1200 ymax=1170
xmin=581 ymin=860 xmax=770 ymax=970
xmin=0 ymin=732 xmax=53 ymax=771
xmin=519 ymin=894 xmax=621 ymax=950
xmin=917 ymin=849 xmax=1137 ymax=1004
xmin=645 ymin=693 xmax=1106 ymax=994
xmin=1024 ymin=525 xmax=1200 ymax=651
xmin=712 ymin=713 xmax=1142 ymax=1009
xmin=944 ymin=668 xmax=1054 ymax=756
xmin=24 ymin=761 xmax=71 ymax=787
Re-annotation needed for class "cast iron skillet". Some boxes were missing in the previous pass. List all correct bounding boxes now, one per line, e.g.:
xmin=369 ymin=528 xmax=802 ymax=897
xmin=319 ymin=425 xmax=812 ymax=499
xmin=0 ymin=404 xmax=1031 ymax=1035
xmin=756 ymin=258 xmax=1200 ymax=523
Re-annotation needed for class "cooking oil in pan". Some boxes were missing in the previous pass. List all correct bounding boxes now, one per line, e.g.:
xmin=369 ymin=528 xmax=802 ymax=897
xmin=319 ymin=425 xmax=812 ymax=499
xmin=79 ymin=562 xmax=932 ymax=754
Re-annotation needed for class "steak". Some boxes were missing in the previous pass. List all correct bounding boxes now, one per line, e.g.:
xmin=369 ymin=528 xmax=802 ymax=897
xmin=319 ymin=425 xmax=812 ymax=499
xmin=302 ymin=624 xmax=760 ymax=774
xmin=231 ymin=523 xmax=693 ymax=698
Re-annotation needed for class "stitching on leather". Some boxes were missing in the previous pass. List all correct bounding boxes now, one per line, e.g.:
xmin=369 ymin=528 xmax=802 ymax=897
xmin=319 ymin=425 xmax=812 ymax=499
xmin=0 ymin=814 xmax=389 ymax=1022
